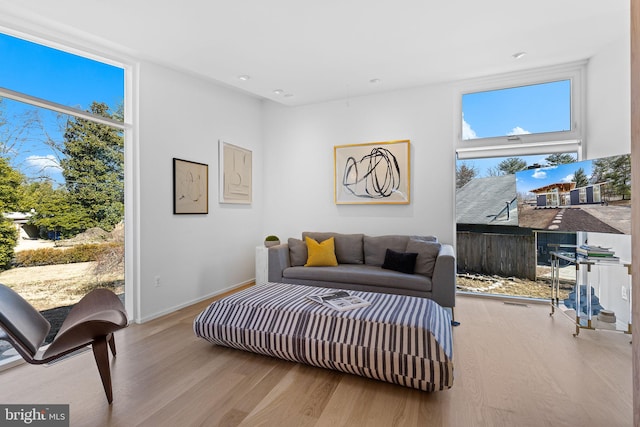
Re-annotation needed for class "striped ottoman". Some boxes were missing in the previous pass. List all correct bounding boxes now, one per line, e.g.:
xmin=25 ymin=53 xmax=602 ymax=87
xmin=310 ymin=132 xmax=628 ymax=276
xmin=194 ymin=282 xmax=453 ymax=391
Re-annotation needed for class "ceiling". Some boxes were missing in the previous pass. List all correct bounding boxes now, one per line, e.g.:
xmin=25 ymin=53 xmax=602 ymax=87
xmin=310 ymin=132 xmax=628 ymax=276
xmin=0 ymin=0 xmax=630 ymax=106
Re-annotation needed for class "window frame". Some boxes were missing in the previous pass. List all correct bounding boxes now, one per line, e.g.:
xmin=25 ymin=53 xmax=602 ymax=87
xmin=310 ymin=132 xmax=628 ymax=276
xmin=454 ymin=61 xmax=585 ymax=151
xmin=0 ymin=26 xmax=136 ymax=325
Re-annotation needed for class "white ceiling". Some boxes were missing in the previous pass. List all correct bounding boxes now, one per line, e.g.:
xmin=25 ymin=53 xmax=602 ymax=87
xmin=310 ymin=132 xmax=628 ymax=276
xmin=0 ymin=0 xmax=630 ymax=106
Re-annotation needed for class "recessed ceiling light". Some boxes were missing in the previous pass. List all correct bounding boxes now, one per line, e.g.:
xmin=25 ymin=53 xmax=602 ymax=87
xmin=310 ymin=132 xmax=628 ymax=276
xmin=273 ymin=89 xmax=284 ymax=95
xmin=369 ymin=78 xmax=382 ymax=84
xmin=238 ymin=75 xmax=250 ymax=81
xmin=512 ymin=52 xmax=527 ymax=60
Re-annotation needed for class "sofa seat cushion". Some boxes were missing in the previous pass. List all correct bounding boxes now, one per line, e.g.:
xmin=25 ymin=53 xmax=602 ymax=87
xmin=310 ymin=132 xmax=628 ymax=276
xmin=282 ymin=264 xmax=432 ymax=293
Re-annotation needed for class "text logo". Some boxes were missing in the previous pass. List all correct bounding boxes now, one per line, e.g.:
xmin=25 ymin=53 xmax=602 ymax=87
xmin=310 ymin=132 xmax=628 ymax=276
xmin=0 ymin=405 xmax=69 ymax=426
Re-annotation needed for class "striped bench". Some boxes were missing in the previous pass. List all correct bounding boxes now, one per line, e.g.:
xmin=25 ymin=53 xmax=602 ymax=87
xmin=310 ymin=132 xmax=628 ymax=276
xmin=194 ymin=282 xmax=454 ymax=391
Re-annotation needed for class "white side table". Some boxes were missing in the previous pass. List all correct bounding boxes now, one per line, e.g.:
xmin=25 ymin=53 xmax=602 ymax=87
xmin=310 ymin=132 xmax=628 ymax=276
xmin=255 ymin=246 xmax=269 ymax=285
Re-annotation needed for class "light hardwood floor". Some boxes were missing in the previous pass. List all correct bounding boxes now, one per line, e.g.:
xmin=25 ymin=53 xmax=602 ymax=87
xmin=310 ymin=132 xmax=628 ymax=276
xmin=0 ymin=292 xmax=633 ymax=426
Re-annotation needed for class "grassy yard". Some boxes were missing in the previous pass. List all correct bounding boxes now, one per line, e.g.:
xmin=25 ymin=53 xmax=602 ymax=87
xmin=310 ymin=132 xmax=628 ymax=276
xmin=0 ymin=261 xmax=124 ymax=311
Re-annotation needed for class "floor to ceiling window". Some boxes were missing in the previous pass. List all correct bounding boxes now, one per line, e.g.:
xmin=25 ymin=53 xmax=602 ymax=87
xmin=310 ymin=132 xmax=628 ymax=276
xmin=454 ymin=63 xmax=585 ymax=300
xmin=0 ymin=32 xmax=128 ymax=366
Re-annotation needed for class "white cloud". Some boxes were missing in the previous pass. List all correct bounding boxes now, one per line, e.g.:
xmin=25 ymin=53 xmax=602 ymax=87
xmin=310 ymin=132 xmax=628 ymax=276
xmin=507 ymin=126 xmax=531 ymax=136
xmin=532 ymin=169 xmax=547 ymax=179
xmin=25 ymin=155 xmax=62 ymax=173
xmin=462 ymin=117 xmax=478 ymax=140
xmin=560 ymin=174 xmax=574 ymax=183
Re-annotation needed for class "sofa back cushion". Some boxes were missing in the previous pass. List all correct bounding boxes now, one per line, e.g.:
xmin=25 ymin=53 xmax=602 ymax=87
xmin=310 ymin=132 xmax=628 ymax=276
xmin=363 ymin=235 xmax=410 ymax=266
xmin=406 ymin=238 xmax=441 ymax=277
xmin=288 ymin=238 xmax=308 ymax=266
xmin=302 ymin=232 xmax=364 ymax=264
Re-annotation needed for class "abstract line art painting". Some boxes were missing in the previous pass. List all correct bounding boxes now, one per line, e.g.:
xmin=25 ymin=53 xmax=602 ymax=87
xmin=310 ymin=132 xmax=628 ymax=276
xmin=173 ymin=158 xmax=208 ymax=214
xmin=219 ymin=140 xmax=252 ymax=204
xmin=334 ymin=140 xmax=410 ymax=204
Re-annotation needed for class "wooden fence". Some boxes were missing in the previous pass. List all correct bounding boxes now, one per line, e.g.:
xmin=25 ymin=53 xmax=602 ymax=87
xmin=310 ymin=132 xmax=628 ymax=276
xmin=456 ymin=232 xmax=537 ymax=280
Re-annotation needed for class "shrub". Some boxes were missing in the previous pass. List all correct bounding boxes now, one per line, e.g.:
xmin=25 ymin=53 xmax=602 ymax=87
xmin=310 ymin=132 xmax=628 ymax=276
xmin=0 ymin=219 xmax=17 ymax=270
xmin=14 ymin=242 xmax=123 ymax=267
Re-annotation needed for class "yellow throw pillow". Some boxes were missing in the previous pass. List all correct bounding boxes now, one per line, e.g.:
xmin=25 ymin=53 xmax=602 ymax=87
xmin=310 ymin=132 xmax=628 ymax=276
xmin=304 ymin=236 xmax=338 ymax=267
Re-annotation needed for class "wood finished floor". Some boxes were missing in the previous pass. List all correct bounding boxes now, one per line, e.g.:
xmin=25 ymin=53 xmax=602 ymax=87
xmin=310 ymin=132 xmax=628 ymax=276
xmin=0 ymin=293 xmax=633 ymax=426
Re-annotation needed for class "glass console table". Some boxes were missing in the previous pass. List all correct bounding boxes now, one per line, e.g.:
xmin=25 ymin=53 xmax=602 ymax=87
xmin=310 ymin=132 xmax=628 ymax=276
xmin=549 ymin=250 xmax=632 ymax=337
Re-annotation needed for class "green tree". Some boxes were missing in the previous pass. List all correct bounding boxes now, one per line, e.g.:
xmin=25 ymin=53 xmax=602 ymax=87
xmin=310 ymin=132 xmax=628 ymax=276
xmin=61 ymin=102 xmax=124 ymax=231
xmin=19 ymin=181 xmax=95 ymax=238
xmin=572 ymin=167 xmax=589 ymax=188
xmin=493 ymin=157 xmax=528 ymax=176
xmin=456 ymin=162 xmax=478 ymax=189
xmin=592 ymin=154 xmax=631 ymax=200
xmin=545 ymin=153 xmax=576 ymax=165
xmin=0 ymin=156 xmax=23 ymax=269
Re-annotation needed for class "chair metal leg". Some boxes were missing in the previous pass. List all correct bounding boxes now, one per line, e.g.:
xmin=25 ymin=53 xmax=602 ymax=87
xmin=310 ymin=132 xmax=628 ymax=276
xmin=92 ymin=338 xmax=113 ymax=404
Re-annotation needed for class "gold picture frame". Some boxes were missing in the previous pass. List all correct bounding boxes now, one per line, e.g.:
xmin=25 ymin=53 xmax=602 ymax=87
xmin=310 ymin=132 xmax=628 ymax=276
xmin=173 ymin=158 xmax=209 ymax=214
xmin=334 ymin=140 xmax=410 ymax=205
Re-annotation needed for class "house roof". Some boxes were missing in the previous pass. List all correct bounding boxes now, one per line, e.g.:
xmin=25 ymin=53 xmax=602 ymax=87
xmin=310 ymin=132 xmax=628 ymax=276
xmin=456 ymin=175 xmax=518 ymax=226
xmin=530 ymin=182 xmax=575 ymax=194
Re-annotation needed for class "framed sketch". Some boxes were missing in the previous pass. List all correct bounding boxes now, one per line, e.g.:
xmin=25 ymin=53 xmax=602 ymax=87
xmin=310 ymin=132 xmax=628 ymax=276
xmin=334 ymin=139 xmax=410 ymax=205
xmin=173 ymin=158 xmax=209 ymax=214
xmin=219 ymin=140 xmax=252 ymax=204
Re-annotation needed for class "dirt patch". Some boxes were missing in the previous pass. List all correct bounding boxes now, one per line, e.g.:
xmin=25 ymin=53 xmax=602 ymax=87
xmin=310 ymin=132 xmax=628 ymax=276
xmin=517 ymin=204 xmax=558 ymax=229
xmin=518 ymin=203 xmax=625 ymax=234
xmin=457 ymin=271 xmax=572 ymax=300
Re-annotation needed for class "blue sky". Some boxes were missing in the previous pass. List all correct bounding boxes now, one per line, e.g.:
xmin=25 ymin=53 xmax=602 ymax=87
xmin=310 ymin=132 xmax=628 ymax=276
xmin=458 ymin=79 xmax=574 ymax=178
xmin=0 ymin=32 xmax=124 ymax=185
xmin=0 ymin=33 xmax=123 ymax=111
xmin=462 ymin=80 xmax=571 ymax=140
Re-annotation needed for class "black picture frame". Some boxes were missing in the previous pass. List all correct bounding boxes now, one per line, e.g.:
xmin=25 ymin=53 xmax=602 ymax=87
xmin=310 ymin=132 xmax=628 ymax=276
xmin=173 ymin=158 xmax=209 ymax=214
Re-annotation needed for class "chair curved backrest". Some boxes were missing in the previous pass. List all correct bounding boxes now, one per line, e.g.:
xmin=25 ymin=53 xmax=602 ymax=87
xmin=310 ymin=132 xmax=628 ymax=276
xmin=0 ymin=284 xmax=50 ymax=360
xmin=0 ymin=283 xmax=127 ymax=404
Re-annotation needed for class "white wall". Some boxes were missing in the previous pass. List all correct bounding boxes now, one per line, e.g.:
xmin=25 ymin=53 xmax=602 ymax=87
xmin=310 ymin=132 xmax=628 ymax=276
xmin=136 ymin=62 xmax=263 ymax=321
xmin=586 ymin=33 xmax=631 ymax=160
xmin=262 ymin=84 xmax=456 ymax=246
xmin=584 ymin=31 xmax=632 ymax=326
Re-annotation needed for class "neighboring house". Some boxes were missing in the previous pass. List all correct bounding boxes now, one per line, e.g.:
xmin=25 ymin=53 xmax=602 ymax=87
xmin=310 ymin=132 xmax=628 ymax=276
xmin=569 ymin=182 xmax=607 ymax=205
xmin=531 ymin=182 xmax=607 ymax=207
xmin=456 ymin=175 xmax=518 ymax=227
xmin=2 ymin=212 xmax=37 ymax=239
xmin=530 ymin=182 xmax=575 ymax=207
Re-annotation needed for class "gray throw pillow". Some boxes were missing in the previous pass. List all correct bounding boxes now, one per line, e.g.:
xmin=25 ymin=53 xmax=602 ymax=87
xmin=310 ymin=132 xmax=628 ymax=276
xmin=288 ymin=238 xmax=308 ymax=266
xmin=406 ymin=238 xmax=441 ymax=277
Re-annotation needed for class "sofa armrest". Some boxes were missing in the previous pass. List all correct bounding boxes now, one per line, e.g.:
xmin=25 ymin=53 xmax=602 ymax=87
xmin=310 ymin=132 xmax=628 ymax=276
xmin=431 ymin=244 xmax=456 ymax=308
xmin=268 ymin=243 xmax=291 ymax=283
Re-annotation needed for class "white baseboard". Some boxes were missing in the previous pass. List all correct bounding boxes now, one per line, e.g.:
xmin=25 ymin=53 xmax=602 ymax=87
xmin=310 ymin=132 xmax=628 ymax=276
xmin=136 ymin=279 xmax=254 ymax=323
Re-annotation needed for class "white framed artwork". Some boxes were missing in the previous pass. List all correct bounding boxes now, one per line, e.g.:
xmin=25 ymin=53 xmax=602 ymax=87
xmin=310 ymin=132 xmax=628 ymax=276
xmin=219 ymin=140 xmax=252 ymax=204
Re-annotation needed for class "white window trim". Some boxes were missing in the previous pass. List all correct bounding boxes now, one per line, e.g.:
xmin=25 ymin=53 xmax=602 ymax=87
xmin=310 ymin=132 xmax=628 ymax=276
xmin=454 ymin=61 xmax=586 ymax=151
xmin=456 ymin=139 xmax=582 ymax=160
xmin=0 ymin=25 xmax=139 ymax=323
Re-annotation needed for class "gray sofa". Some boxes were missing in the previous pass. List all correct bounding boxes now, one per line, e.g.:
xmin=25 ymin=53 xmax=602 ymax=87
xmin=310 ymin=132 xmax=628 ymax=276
xmin=267 ymin=232 xmax=456 ymax=309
